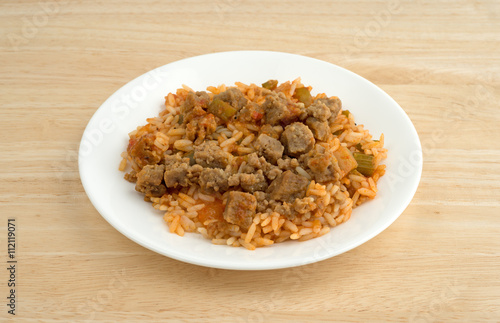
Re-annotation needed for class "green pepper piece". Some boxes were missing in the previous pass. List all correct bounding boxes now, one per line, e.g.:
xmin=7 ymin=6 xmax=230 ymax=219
xmin=262 ymin=79 xmax=278 ymax=90
xmin=341 ymin=110 xmax=350 ymax=117
xmin=353 ymin=152 xmax=376 ymax=177
xmin=208 ymin=99 xmax=237 ymax=122
xmin=185 ymin=151 xmax=195 ymax=166
xmin=293 ymin=87 xmax=313 ymax=107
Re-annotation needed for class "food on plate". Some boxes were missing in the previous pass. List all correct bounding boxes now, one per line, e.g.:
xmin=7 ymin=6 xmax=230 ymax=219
xmin=119 ymin=79 xmax=387 ymax=250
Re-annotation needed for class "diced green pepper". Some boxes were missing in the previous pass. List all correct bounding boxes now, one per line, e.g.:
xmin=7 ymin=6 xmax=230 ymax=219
xmin=185 ymin=151 xmax=195 ymax=166
xmin=262 ymin=79 xmax=278 ymax=90
xmin=293 ymin=87 xmax=313 ymax=107
xmin=208 ymin=99 xmax=237 ymax=122
xmin=341 ymin=110 xmax=350 ymax=117
xmin=355 ymin=143 xmax=363 ymax=151
xmin=177 ymin=114 xmax=184 ymax=124
xmin=333 ymin=130 xmax=343 ymax=136
xmin=353 ymin=152 xmax=376 ymax=177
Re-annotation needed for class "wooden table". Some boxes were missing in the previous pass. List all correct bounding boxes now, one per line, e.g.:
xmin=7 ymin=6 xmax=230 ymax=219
xmin=1 ymin=0 xmax=499 ymax=321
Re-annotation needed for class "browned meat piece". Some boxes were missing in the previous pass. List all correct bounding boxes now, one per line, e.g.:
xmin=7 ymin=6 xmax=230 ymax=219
xmin=223 ymin=191 xmax=256 ymax=229
xmin=163 ymin=154 xmax=191 ymax=188
xmin=246 ymin=152 xmax=261 ymax=168
xmin=264 ymin=166 xmax=282 ymax=180
xmin=306 ymin=117 xmax=330 ymax=141
xmin=274 ymin=202 xmax=295 ymax=219
xmin=243 ymin=152 xmax=282 ymax=180
xmin=280 ymin=122 xmax=315 ymax=157
xmin=237 ymin=102 xmax=264 ymax=123
xmin=199 ymin=168 xmax=229 ymax=193
xmin=213 ymin=87 xmax=248 ymax=110
xmin=185 ymin=113 xmax=217 ymax=143
xmin=263 ymin=92 xmax=303 ymax=126
xmin=258 ymin=124 xmax=282 ymax=140
xmin=186 ymin=164 xmax=203 ymax=183
xmin=253 ymin=191 xmax=269 ymax=213
xmin=333 ymin=146 xmax=358 ymax=178
xmin=263 ymin=92 xmax=287 ymax=125
xmin=253 ymin=133 xmax=284 ymax=164
xmin=135 ymin=164 xmax=166 ymax=197
xmin=306 ymin=100 xmax=332 ymax=121
xmin=181 ymin=91 xmax=210 ymax=114
xmin=314 ymin=97 xmax=341 ymax=123
xmin=228 ymin=173 xmax=240 ymax=187
xmin=164 ymin=164 xmax=190 ymax=188
xmin=181 ymin=92 xmax=211 ymax=137
xmin=267 ymin=170 xmax=309 ymax=203
xmin=239 ymin=170 xmax=268 ymax=193
xmin=299 ymin=144 xmax=338 ymax=182
xmin=277 ymin=157 xmax=299 ymax=170
xmin=127 ymin=134 xmax=161 ymax=168
xmin=193 ymin=141 xmax=232 ymax=169
xmin=124 ymin=170 xmax=137 ymax=183
xmin=293 ymin=197 xmax=316 ymax=214
xmin=164 ymin=153 xmax=187 ymax=166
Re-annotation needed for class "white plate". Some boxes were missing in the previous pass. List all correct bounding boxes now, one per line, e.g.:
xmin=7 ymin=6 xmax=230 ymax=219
xmin=79 ymin=51 xmax=422 ymax=270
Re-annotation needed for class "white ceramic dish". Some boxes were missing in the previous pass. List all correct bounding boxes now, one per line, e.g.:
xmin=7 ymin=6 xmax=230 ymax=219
xmin=79 ymin=51 xmax=422 ymax=270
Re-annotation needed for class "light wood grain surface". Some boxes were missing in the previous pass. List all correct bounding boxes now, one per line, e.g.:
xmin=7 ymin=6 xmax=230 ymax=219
xmin=1 ymin=0 xmax=500 ymax=321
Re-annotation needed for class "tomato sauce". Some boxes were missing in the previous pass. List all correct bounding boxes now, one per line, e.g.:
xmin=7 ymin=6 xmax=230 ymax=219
xmin=197 ymin=199 xmax=225 ymax=223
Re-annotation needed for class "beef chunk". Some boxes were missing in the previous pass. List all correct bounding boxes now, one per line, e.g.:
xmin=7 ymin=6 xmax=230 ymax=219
xmin=127 ymin=134 xmax=161 ymax=168
xmin=124 ymin=170 xmax=137 ymax=183
xmin=314 ymin=97 xmax=342 ymax=123
xmin=265 ymin=166 xmax=282 ymax=180
xmin=240 ymin=170 xmax=268 ymax=193
xmin=306 ymin=117 xmax=330 ymax=141
xmin=186 ymin=113 xmax=217 ymax=143
xmin=228 ymin=173 xmax=241 ymax=187
xmin=164 ymin=164 xmax=190 ymax=188
xmin=267 ymin=170 xmax=309 ymax=203
xmin=274 ymin=202 xmax=295 ymax=219
xmin=293 ymin=197 xmax=316 ymax=214
xmin=181 ymin=91 xmax=210 ymax=114
xmin=223 ymin=191 xmax=256 ymax=229
xmin=199 ymin=168 xmax=229 ymax=193
xmin=244 ymin=152 xmax=282 ymax=181
xmin=263 ymin=92 xmax=303 ymax=126
xmin=163 ymin=154 xmax=191 ymax=188
xmin=307 ymin=100 xmax=332 ymax=121
xmin=213 ymin=87 xmax=248 ymax=110
xmin=181 ymin=92 xmax=212 ymax=140
xmin=253 ymin=191 xmax=269 ymax=213
xmin=258 ymin=124 xmax=282 ymax=140
xmin=277 ymin=157 xmax=299 ymax=171
xmin=164 ymin=153 xmax=188 ymax=167
xmin=186 ymin=164 xmax=203 ymax=183
xmin=300 ymin=144 xmax=338 ymax=183
xmin=135 ymin=164 xmax=166 ymax=197
xmin=280 ymin=122 xmax=315 ymax=157
xmin=193 ymin=141 xmax=232 ymax=169
xmin=246 ymin=152 xmax=261 ymax=169
xmin=237 ymin=102 xmax=264 ymax=123
xmin=253 ymin=134 xmax=284 ymax=164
